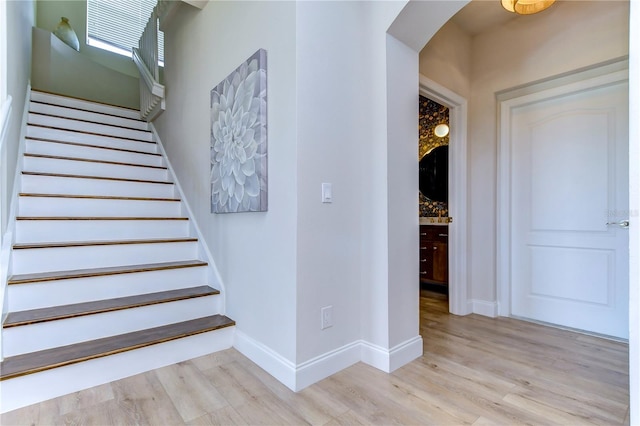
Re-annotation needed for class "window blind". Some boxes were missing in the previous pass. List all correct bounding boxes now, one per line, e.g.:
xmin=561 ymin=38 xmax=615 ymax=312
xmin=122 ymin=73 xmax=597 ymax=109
xmin=87 ymin=0 xmax=164 ymax=62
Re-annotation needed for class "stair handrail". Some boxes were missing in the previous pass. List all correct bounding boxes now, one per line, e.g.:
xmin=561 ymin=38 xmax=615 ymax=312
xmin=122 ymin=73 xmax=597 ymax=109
xmin=132 ymin=4 xmax=165 ymax=122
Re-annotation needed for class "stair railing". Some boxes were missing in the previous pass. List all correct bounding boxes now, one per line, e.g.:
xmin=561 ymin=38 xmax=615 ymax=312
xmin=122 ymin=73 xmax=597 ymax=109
xmin=132 ymin=5 xmax=165 ymax=122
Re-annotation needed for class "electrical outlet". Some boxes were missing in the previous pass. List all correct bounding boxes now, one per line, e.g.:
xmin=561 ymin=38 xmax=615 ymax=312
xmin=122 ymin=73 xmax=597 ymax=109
xmin=321 ymin=305 xmax=333 ymax=330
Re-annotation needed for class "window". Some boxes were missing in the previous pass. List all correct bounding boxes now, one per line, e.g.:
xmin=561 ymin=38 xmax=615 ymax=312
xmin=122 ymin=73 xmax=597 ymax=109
xmin=87 ymin=0 xmax=164 ymax=63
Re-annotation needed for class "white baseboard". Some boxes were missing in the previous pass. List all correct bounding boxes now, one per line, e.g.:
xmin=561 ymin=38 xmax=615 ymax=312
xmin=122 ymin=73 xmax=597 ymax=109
xmin=472 ymin=299 xmax=498 ymax=317
xmin=234 ymin=329 xmax=297 ymax=390
xmin=295 ymin=341 xmax=361 ymax=390
xmin=234 ymin=331 xmax=422 ymax=391
xmin=361 ymin=335 xmax=423 ymax=373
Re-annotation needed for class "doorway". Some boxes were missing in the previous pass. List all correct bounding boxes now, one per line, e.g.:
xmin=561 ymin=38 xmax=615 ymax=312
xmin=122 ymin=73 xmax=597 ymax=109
xmin=419 ymin=76 xmax=469 ymax=316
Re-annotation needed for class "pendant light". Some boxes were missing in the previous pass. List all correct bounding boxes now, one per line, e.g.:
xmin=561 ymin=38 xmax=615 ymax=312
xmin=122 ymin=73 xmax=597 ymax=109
xmin=502 ymin=0 xmax=555 ymax=15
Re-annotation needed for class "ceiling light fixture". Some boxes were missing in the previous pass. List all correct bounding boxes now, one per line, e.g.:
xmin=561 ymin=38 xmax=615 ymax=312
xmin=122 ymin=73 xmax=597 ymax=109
xmin=501 ymin=0 xmax=555 ymax=15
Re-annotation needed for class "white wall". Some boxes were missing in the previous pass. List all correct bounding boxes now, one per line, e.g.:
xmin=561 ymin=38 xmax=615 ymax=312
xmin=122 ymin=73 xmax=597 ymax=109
xmin=383 ymin=0 xmax=468 ymax=355
xmin=385 ymin=34 xmax=421 ymax=349
xmin=2 ymin=0 xmax=35 ymax=238
xmin=31 ymin=28 xmax=139 ymax=109
xmin=154 ymin=0 xmax=433 ymax=383
xmin=295 ymin=1 xmax=370 ymax=363
xmin=294 ymin=0 xmax=425 ymax=369
xmin=359 ymin=1 xmax=408 ymax=351
xmin=36 ymin=0 xmax=138 ymax=77
xmin=154 ymin=1 xmax=298 ymax=363
xmin=419 ymin=0 xmax=629 ymax=305
xmin=418 ymin=20 xmax=471 ymax=99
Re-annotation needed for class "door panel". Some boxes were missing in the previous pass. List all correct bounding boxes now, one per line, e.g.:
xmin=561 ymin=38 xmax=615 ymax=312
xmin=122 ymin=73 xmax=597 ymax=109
xmin=510 ymin=81 xmax=629 ymax=339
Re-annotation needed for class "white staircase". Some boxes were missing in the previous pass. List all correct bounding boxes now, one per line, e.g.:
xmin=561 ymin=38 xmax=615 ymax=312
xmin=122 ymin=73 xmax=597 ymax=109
xmin=0 ymin=90 xmax=233 ymax=413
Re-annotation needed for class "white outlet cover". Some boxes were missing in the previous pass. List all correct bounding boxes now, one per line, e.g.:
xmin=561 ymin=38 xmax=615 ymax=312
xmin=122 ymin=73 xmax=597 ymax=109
xmin=321 ymin=305 xmax=333 ymax=329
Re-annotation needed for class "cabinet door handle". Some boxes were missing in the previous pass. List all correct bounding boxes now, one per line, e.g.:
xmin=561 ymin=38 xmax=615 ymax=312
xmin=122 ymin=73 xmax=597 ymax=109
xmin=433 ymin=246 xmax=437 ymax=250
xmin=438 ymin=233 xmax=448 ymax=237
xmin=420 ymin=259 xmax=426 ymax=263
xmin=420 ymin=271 xmax=427 ymax=275
xmin=420 ymin=246 xmax=427 ymax=250
xmin=420 ymin=232 xmax=427 ymax=236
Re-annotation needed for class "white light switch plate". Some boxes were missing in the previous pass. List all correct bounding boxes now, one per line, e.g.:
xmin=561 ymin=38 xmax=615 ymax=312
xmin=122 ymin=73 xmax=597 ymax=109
xmin=322 ymin=183 xmax=332 ymax=203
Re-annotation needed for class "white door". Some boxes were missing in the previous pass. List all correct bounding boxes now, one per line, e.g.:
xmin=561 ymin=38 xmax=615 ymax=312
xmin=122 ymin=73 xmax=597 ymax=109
xmin=509 ymin=75 xmax=629 ymax=339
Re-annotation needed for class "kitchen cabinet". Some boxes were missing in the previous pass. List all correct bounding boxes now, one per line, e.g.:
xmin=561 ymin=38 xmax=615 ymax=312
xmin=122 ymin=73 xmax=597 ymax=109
xmin=420 ymin=224 xmax=448 ymax=287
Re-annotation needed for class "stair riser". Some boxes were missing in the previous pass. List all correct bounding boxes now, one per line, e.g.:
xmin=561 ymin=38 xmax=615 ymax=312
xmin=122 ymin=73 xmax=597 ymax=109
xmin=11 ymin=242 xmax=198 ymax=274
xmin=30 ymin=102 xmax=149 ymax=131
xmin=18 ymin=196 xmax=181 ymax=218
xmin=26 ymin=139 xmax=164 ymax=167
xmin=15 ymin=219 xmax=189 ymax=244
xmin=30 ymin=91 xmax=141 ymax=120
xmin=28 ymin=113 xmax=153 ymax=142
xmin=0 ymin=328 xmax=234 ymax=413
xmin=23 ymin=156 xmax=169 ymax=182
xmin=7 ymin=266 xmax=208 ymax=311
xmin=26 ymin=126 xmax=157 ymax=154
xmin=2 ymin=296 xmax=221 ymax=357
xmin=21 ymin=174 xmax=176 ymax=199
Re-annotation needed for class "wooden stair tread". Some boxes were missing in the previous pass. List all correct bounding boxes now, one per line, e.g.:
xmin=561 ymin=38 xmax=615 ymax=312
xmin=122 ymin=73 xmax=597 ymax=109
xmin=19 ymin=193 xmax=180 ymax=202
xmin=13 ymin=237 xmax=197 ymax=250
xmin=26 ymin=137 xmax=162 ymax=156
xmin=24 ymin=153 xmax=167 ymax=170
xmin=16 ymin=217 xmax=188 ymax=221
xmin=30 ymin=90 xmax=142 ymax=115
xmin=3 ymin=286 xmax=219 ymax=328
xmin=22 ymin=171 xmax=173 ymax=185
xmin=29 ymin=110 xmax=151 ymax=132
xmin=27 ymin=123 xmax=155 ymax=144
xmin=0 ymin=315 xmax=234 ymax=380
xmin=30 ymin=100 xmax=145 ymax=124
xmin=8 ymin=260 xmax=208 ymax=285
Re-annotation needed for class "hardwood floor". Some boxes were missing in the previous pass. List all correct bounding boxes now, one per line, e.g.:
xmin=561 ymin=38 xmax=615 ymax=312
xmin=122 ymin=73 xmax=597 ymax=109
xmin=2 ymin=291 xmax=629 ymax=425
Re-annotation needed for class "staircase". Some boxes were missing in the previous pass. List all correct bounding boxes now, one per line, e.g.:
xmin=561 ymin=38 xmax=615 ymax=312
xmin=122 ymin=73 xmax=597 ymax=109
xmin=0 ymin=90 xmax=234 ymax=413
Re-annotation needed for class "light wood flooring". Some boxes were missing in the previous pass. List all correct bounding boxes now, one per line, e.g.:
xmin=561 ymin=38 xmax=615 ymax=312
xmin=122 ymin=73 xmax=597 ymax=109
xmin=1 ymin=290 xmax=630 ymax=425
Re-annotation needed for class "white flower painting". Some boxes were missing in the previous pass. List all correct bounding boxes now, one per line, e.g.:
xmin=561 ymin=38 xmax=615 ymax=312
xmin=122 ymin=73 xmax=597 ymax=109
xmin=211 ymin=49 xmax=267 ymax=213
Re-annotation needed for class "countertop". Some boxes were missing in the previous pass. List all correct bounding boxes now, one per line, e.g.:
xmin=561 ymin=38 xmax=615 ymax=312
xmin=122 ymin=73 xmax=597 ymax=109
xmin=419 ymin=217 xmax=450 ymax=226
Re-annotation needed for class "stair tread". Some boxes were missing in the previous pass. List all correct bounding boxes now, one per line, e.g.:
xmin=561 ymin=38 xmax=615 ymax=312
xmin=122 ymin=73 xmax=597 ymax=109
xmin=19 ymin=193 xmax=180 ymax=202
xmin=24 ymin=153 xmax=167 ymax=170
xmin=8 ymin=260 xmax=208 ymax=285
xmin=29 ymin=110 xmax=151 ymax=133
xmin=13 ymin=237 xmax=197 ymax=250
xmin=0 ymin=315 xmax=234 ymax=380
xmin=22 ymin=171 xmax=173 ymax=185
xmin=30 ymin=100 xmax=145 ymax=125
xmin=30 ymin=90 xmax=142 ymax=116
xmin=27 ymin=123 xmax=155 ymax=144
xmin=4 ymin=286 xmax=219 ymax=328
xmin=26 ymin=137 xmax=162 ymax=156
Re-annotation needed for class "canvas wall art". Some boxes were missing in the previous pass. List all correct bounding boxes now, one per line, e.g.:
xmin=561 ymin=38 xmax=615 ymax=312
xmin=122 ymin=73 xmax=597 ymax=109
xmin=211 ymin=49 xmax=267 ymax=213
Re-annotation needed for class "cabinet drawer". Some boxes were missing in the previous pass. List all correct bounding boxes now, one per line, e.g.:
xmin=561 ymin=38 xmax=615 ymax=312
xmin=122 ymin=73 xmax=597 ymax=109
xmin=420 ymin=225 xmax=448 ymax=242
xmin=419 ymin=224 xmax=448 ymax=284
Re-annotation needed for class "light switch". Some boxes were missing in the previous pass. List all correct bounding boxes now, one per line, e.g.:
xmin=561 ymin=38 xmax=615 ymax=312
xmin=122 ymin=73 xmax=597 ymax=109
xmin=322 ymin=183 xmax=332 ymax=203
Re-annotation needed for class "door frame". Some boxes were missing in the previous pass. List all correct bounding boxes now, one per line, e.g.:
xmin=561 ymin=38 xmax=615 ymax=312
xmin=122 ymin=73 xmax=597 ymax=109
xmin=419 ymin=75 xmax=470 ymax=315
xmin=496 ymin=60 xmax=629 ymax=318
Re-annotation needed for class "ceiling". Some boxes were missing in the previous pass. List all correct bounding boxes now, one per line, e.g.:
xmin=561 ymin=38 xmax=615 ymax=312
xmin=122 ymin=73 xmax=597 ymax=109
xmin=450 ymin=1 xmax=519 ymax=36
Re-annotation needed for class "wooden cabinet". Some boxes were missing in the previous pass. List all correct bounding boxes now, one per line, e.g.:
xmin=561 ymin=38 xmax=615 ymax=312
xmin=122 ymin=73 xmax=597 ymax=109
xmin=420 ymin=225 xmax=448 ymax=286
